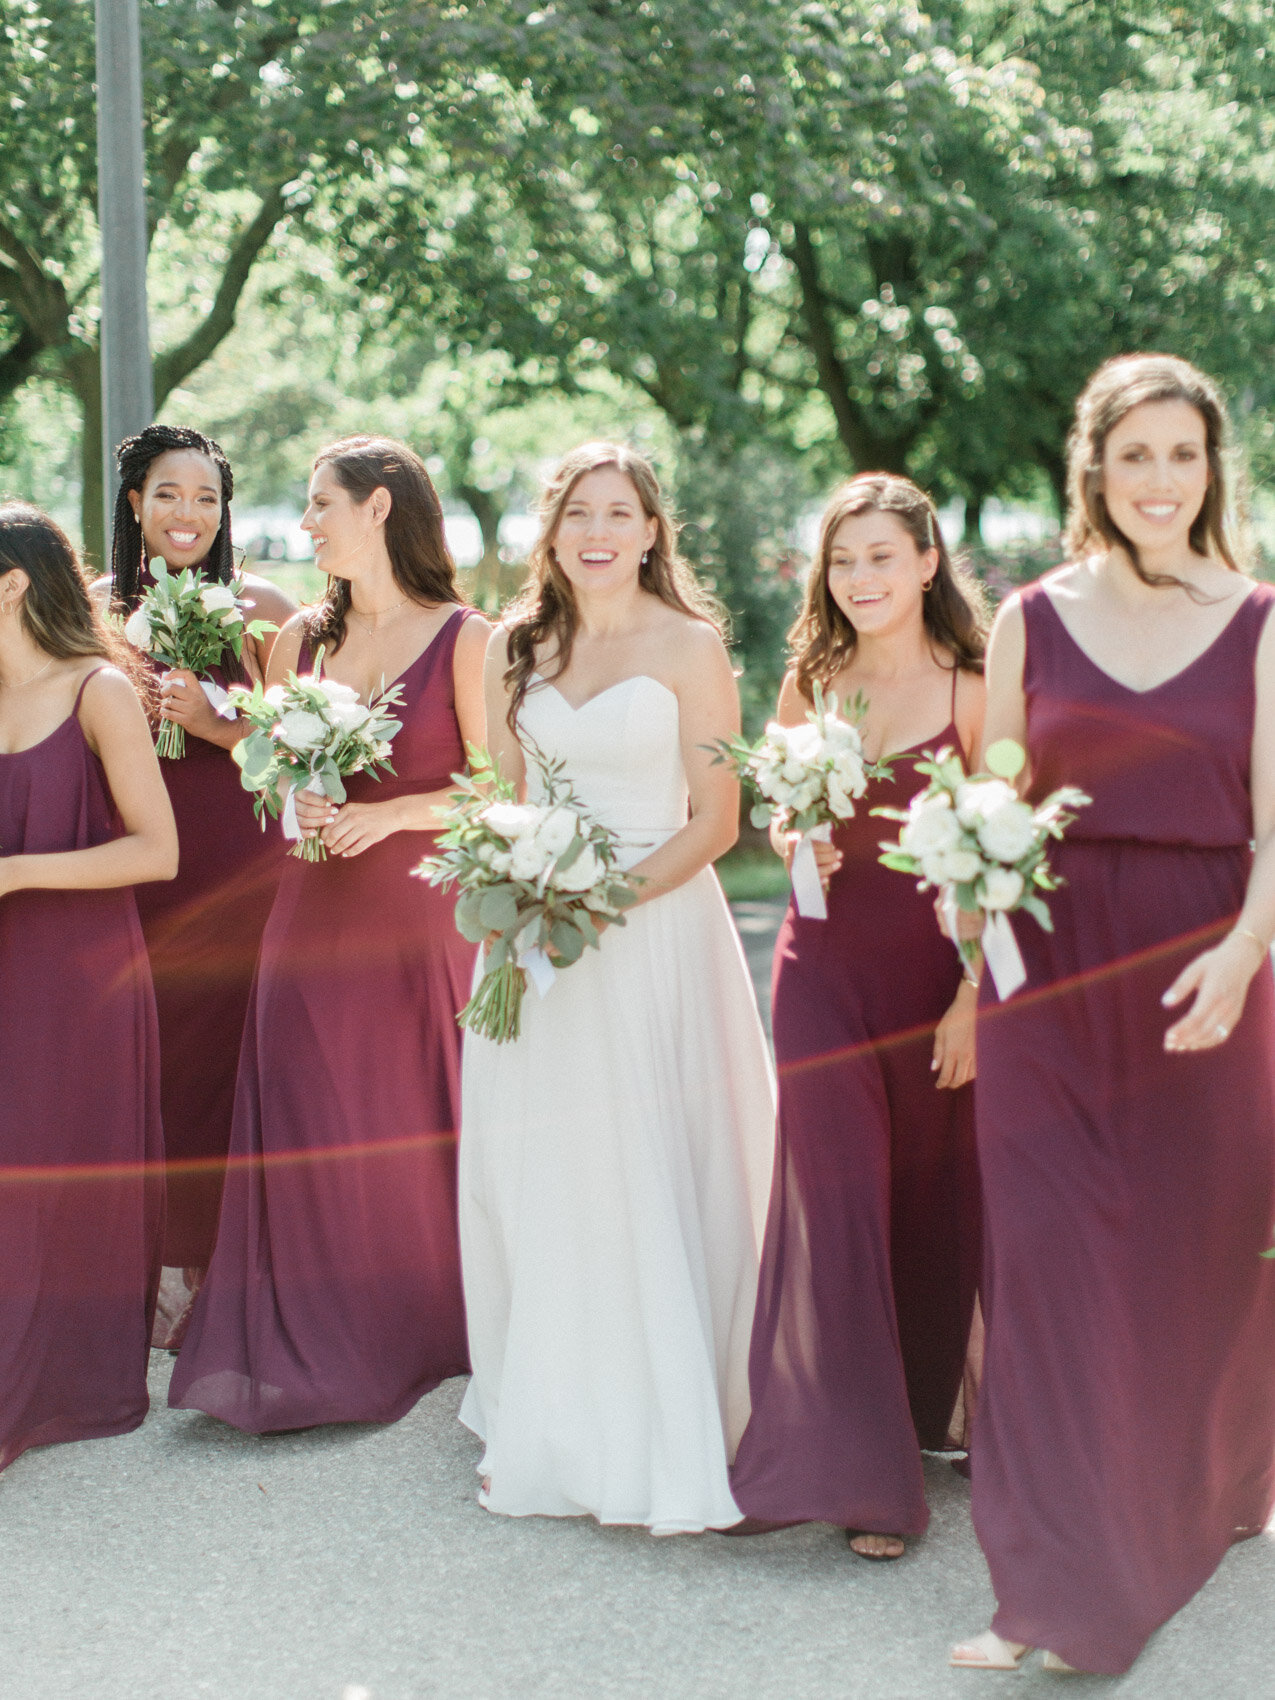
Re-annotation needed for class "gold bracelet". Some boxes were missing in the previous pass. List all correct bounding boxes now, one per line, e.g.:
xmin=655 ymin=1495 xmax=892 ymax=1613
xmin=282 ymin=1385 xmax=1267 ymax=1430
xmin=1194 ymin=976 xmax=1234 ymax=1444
xmin=1231 ymin=926 xmax=1269 ymax=959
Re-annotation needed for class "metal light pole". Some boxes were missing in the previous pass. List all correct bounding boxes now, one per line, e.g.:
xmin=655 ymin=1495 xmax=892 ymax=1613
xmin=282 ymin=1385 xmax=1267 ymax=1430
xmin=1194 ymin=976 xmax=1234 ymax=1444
xmin=95 ymin=0 xmax=153 ymax=555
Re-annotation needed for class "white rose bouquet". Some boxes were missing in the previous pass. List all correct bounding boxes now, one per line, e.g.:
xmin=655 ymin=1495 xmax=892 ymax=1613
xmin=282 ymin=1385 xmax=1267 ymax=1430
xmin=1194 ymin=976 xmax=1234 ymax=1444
xmin=121 ymin=560 xmax=276 ymax=758
xmin=228 ymin=651 xmax=404 ymax=861
xmin=416 ymin=744 xmax=642 ymax=1044
xmin=712 ymin=683 xmax=892 ymax=919
xmin=876 ymin=738 xmax=1090 ymax=997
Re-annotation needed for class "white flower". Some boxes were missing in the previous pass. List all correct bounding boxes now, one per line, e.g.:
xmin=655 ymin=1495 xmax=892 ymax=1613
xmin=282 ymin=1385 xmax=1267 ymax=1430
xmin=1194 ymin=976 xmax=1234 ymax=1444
xmin=278 ymin=708 xmax=330 ymax=751
xmin=264 ymin=684 xmax=286 ymax=708
xmin=199 ymin=584 xmax=238 ymax=613
xmin=480 ymin=801 xmax=543 ymax=842
xmin=316 ymin=677 xmax=360 ymax=706
xmin=489 ymin=848 xmax=513 ymax=876
xmin=829 ymin=747 xmax=867 ymax=794
xmin=783 ymin=722 xmax=822 ymax=763
xmin=980 ymin=866 xmax=1025 ymax=910
xmin=534 ymin=807 xmax=580 ymax=858
xmin=821 ymin=715 xmax=862 ymax=753
xmin=938 ymin=847 xmax=985 ymax=884
xmin=329 ymin=699 xmax=372 ymax=733
xmin=976 ymin=799 xmax=1038 ymax=864
xmin=509 ymin=834 xmax=549 ymax=882
xmin=787 ymin=778 xmax=821 ymax=814
xmin=123 ymin=608 xmax=153 ymax=649
xmin=955 ymin=778 xmax=1017 ymax=827
xmin=900 ymin=796 xmax=961 ymax=858
xmin=551 ymin=841 xmax=602 ymax=892
xmin=825 ymin=774 xmax=857 ymax=819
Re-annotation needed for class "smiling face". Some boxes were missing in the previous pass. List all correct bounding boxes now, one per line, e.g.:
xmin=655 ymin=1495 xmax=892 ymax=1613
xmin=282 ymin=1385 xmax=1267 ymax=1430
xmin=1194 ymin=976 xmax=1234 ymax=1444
xmin=550 ymin=466 xmax=658 ymax=595
xmin=1099 ymin=398 xmax=1210 ymax=556
xmin=301 ymin=461 xmax=386 ymax=579
xmin=127 ymin=449 xmax=224 ymax=570
xmin=825 ymin=508 xmax=938 ymax=638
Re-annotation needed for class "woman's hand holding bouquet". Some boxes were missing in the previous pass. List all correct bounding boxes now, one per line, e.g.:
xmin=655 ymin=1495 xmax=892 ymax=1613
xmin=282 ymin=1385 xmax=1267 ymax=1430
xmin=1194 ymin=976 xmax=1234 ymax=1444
xmin=713 ymin=683 xmax=891 ymax=919
xmin=416 ymin=745 xmax=641 ymax=1043
xmin=877 ymin=738 xmax=1090 ymax=998
xmin=228 ymin=651 xmax=404 ymax=861
xmin=122 ymin=560 xmax=276 ymax=758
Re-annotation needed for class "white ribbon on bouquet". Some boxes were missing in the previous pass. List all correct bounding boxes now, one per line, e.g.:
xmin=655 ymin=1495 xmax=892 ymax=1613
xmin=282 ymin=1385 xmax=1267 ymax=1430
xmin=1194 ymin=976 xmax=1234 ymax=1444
xmin=514 ymin=920 xmax=556 ymax=999
xmin=280 ymin=774 xmax=327 ymax=842
xmin=942 ymin=886 xmax=1026 ymax=1001
xmin=790 ymin=821 xmax=832 ymax=921
xmin=199 ymin=680 xmax=238 ymax=721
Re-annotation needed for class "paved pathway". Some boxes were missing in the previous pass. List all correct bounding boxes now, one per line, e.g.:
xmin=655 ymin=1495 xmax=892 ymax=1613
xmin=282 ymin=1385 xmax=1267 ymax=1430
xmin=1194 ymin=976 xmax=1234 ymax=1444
xmin=5 ymin=899 xmax=1274 ymax=1697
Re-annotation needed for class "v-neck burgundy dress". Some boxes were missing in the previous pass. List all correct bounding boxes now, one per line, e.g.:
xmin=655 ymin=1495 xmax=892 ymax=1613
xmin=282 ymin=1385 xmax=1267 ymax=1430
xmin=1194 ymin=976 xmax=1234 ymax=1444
xmin=730 ymin=681 xmax=980 ymax=1535
xmin=0 ymin=671 xmax=163 ymax=1470
xmin=130 ymin=564 xmax=286 ymax=1271
xmin=973 ymin=577 xmax=1275 ymax=1673
xmin=169 ymin=611 xmax=477 ymax=1431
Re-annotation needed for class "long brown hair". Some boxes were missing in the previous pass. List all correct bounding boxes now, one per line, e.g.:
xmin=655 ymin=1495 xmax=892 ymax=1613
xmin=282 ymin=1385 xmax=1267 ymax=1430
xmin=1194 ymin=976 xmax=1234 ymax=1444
xmin=1064 ymin=353 xmax=1247 ymax=588
xmin=304 ymin=436 xmax=462 ymax=651
xmin=789 ymin=473 xmax=987 ymax=702
xmin=0 ymin=501 xmax=145 ymax=687
xmin=503 ymin=442 xmax=724 ymax=729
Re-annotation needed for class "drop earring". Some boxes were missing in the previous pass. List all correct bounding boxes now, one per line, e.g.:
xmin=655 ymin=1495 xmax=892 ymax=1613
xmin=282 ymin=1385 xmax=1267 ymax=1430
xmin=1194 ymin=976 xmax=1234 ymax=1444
xmin=641 ymin=550 xmax=650 ymax=566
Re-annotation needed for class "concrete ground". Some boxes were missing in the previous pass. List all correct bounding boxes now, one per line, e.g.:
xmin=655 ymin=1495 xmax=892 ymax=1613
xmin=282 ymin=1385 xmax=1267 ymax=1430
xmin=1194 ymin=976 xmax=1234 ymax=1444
xmin=5 ymin=899 xmax=1274 ymax=1698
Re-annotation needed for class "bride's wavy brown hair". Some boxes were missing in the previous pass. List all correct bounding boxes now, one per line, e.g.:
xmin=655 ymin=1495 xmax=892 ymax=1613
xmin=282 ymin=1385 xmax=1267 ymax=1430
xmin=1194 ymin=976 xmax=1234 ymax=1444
xmin=502 ymin=442 xmax=724 ymax=729
xmin=789 ymin=473 xmax=987 ymax=702
xmin=1064 ymin=353 xmax=1247 ymax=589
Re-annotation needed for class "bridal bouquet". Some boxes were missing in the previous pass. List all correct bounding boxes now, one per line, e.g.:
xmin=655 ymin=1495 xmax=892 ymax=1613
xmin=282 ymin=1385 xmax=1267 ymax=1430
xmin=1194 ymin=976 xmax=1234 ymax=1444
xmin=228 ymin=653 xmax=404 ymax=861
xmin=876 ymin=739 xmax=1090 ymax=998
xmin=712 ymin=683 xmax=891 ymax=919
xmin=416 ymin=744 xmax=641 ymax=1044
xmin=122 ymin=561 xmax=275 ymax=758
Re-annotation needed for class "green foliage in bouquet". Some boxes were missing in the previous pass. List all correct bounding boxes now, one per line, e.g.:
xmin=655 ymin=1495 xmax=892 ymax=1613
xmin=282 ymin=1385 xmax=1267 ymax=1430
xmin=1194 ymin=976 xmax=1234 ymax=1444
xmin=417 ymin=742 xmax=642 ymax=1043
xmin=122 ymin=564 xmax=276 ymax=759
xmin=229 ymin=650 xmax=404 ymax=861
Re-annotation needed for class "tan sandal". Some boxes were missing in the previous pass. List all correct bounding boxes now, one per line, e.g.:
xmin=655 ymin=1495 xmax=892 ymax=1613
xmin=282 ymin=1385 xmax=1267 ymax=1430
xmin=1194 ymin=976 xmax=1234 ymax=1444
xmin=1041 ymin=1651 xmax=1080 ymax=1673
xmin=949 ymin=1630 xmax=1033 ymax=1669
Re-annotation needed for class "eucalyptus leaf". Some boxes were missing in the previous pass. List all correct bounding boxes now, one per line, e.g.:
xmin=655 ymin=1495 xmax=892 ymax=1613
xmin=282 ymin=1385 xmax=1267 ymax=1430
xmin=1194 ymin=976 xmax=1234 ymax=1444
xmin=478 ymin=885 xmax=520 ymax=932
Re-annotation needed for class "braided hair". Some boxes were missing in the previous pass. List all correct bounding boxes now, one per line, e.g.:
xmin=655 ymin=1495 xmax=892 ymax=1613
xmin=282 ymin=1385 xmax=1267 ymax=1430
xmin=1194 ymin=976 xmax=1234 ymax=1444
xmin=110 ymin=424 xmax=235 ymax=613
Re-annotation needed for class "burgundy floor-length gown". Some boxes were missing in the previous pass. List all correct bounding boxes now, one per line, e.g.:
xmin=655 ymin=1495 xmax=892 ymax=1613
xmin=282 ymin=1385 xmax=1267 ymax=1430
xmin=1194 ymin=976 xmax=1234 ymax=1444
xmin=974 ymin=578 xmax=1275 ymax=1673
xmin=169 ymin=609 xmax=477 ymax=1432
xmin=730 ymin=680 xmax=980 ymax=1535
xmin=0 ymin=671 xmax=164 ymax=1470
xmin=132 ymin=567 xmax=285 ymax=1272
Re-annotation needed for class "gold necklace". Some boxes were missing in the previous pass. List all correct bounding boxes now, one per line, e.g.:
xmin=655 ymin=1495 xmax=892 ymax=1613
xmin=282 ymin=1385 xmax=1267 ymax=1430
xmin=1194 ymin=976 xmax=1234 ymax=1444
xmin=348 ymin=597 xmax=408 ymax=639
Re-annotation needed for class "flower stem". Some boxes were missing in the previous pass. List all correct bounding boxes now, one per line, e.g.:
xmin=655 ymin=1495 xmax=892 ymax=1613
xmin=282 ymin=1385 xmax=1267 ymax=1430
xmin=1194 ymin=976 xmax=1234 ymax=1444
xmin=156 ymin=719 xmax=185 ymax=761
xmin=458 ymin=960 xmax=526 ymax=1044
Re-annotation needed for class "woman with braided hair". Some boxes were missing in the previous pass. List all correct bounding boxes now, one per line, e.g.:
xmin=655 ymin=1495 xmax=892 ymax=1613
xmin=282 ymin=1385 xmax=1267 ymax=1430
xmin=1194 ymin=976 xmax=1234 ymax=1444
xmin=106 ymin=425 xmax=295 ymax=1343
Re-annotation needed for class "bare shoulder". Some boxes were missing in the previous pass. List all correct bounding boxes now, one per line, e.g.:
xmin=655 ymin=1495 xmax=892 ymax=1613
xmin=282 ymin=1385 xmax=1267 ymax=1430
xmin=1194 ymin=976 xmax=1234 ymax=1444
xmin=1038 ymin=562 xmax=1090 ymax=604
xmin=453 ymin=606 xmax=492 ymax=659
xmin=776 ymin=667 xmax=807 ymax=724
xmin=268 ymin=611 xmax=309 ymax=672
xmin=88 ymin=574 xmax=113 ymax=609
xmin=487 ymin=618 xmax=517 ymax=666
xmin=77 ymin=663 xmax=147 ymax=726
xmin=663 ymin=610 xmax=731 ymax=676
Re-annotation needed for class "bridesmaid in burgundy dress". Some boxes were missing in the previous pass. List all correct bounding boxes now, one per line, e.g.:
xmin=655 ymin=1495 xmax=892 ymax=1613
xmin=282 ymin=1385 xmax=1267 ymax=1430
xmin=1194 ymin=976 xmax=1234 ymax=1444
xmin=170 ymin=436 xmax=488 ymax=1432
xmin=0 ymin=503 xmax=176 ymax=1470
xmin=730 ymin=474 xmax=986 ymax=1557
xmin=109 ymin=426 xmax=295 ymax=1339
xmin=952 ymin=355 xmax=1275 ymax=1674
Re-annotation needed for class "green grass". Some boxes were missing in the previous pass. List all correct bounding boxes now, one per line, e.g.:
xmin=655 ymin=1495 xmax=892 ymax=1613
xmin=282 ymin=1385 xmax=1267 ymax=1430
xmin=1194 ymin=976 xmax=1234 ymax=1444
xmin=715 ymin=845 xmax=791 ymax=903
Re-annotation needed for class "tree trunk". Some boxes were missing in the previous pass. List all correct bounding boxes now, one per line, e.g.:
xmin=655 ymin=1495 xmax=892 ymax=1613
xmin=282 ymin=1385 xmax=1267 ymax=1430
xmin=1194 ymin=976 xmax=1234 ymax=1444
xmin=457 ymin=481 xmax=515 ymax=608
xmin=963 ymin=493 xmax=984 ymax=543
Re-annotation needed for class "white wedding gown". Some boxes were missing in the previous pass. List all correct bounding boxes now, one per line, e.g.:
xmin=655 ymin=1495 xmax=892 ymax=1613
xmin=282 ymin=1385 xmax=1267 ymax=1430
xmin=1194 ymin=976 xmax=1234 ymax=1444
xmin=458 ymin=674 xmax=776 ymax=1533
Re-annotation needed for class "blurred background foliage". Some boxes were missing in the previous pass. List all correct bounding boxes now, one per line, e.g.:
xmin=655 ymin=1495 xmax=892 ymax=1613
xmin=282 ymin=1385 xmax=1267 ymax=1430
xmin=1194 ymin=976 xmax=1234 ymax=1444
xmin=2 ymin=0 xmax=1274 ymax=730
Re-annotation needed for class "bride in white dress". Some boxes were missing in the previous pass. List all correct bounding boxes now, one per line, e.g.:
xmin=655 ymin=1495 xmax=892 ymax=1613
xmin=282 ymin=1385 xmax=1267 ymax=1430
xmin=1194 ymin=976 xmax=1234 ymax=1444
xmin=458 ymin=442 xmax=776 ymax=1534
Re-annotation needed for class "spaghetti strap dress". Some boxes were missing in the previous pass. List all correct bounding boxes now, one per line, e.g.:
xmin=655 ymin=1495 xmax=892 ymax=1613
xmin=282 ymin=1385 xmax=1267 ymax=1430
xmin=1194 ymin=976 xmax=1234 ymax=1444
xmin=973 ymin=577 xmax=1275 ymax=1673
xmin=730 ymin=672 xmax=980 ymax=1534
xmin=169 ymin=609 xmax=477 ymax=1432
xmin=129 ymin=562 xmax=286 ymax=1277
xmin=0 ymin=669 xmax=164 ymax=1470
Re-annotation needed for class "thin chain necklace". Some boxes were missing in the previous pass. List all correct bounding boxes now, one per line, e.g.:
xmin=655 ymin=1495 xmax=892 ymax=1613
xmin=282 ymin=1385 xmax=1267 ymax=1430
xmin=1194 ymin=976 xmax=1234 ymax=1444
xmin=348 ymin=597 xmax=408 ymax=639
xmin=6 ymin=655 xmax=54 ymax=689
